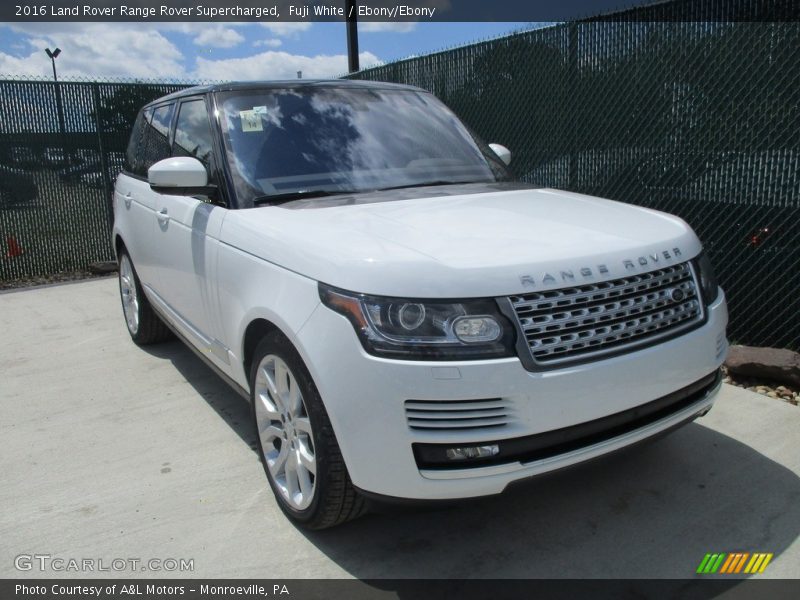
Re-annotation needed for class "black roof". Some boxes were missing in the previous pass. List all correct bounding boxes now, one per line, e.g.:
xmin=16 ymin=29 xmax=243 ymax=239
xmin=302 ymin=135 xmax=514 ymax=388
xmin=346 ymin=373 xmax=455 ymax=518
xmin=147 ymin=79 xmax=424 ymax=106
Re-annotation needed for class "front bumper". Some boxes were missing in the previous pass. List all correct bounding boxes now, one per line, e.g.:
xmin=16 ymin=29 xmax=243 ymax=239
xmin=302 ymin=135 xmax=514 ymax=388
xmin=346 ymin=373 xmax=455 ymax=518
xmin=295 ymin=292 xmax=728 ymax=500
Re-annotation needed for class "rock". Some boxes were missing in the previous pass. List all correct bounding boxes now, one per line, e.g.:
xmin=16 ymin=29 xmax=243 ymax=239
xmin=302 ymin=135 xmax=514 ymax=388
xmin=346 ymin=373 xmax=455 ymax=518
xmin=767 ymin=391 xmax=778 ymax=398
xmin=725 ymin=345 xmax=800 ymax=388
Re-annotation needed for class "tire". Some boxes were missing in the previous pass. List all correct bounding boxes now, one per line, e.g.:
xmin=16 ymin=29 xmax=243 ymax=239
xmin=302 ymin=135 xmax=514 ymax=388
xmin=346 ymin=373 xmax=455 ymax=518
xmin=117 ymin=249 xmax=172 ymax=345
xmin=250 ymin=331 xmax=367 ymax=529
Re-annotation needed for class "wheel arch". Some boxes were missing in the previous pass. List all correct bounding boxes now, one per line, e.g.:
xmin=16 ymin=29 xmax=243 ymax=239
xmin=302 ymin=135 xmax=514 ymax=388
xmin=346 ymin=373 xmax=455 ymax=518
xmin=242 ymin=318 xmax=285 ymax=383
xmin=113 ymin=234 xmax=126 ymax=259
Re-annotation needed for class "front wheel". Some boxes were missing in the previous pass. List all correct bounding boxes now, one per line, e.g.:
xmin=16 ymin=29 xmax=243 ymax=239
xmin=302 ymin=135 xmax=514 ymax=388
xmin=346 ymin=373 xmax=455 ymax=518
xmin=251 ymin=332 xmax=367 ymax=529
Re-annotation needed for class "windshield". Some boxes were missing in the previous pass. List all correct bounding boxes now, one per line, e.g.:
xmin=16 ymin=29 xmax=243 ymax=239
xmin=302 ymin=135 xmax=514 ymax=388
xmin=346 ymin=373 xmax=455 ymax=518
xmin=217 ymin=86 xmax=508 ymax=206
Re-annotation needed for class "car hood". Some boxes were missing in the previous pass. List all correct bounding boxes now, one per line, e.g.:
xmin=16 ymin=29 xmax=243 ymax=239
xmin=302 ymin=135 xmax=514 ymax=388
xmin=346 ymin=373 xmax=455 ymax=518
xmin=221 ymin=185 xmax=702 ymax=298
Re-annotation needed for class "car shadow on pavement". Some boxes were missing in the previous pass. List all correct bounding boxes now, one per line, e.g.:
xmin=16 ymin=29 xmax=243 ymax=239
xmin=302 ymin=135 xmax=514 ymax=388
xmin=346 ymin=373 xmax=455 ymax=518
xmin=136 ymin=341 xmax=800 ymax=583
xmin=299 ymin=423 xmax=800 ymax=584
xmin=141 ymin=340 xmax=259 ymax=453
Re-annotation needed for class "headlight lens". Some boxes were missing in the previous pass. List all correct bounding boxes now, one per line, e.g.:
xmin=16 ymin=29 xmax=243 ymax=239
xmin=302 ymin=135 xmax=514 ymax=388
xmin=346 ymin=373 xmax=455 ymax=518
xmin=319 ymin=284 xmax=516 ymax=359
xmin=694 ymin=251 xmax=720 ymax=305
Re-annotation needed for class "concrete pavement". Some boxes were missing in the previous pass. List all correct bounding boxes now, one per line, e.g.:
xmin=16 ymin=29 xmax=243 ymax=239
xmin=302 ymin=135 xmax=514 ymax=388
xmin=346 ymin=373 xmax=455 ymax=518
xmin=1 ymin=278 xmax=799 ymax=579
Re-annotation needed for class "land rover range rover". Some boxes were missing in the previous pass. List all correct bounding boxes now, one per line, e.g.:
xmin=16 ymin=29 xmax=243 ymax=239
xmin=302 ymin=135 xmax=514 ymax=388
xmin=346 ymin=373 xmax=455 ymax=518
xmin=113 ymin=81 xmax=728 ymax=528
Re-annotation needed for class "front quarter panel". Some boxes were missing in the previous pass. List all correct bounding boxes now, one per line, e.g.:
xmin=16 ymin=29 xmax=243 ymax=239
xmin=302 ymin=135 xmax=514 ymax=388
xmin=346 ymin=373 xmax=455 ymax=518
xmin=215 ymin=225 xmax=321 ymax=391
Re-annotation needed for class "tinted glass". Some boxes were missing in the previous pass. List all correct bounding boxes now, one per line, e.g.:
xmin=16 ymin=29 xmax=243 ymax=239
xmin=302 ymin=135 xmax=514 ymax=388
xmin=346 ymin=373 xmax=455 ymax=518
xmin=137 ymin=103 xmax=174 ymax=175
xmin=218 ymin=87 xmax=506 ymax=206
xmin=173 ymin=99 xmax=214 ymax=169
xmin=124 ymin=109 xmax=149 ymax=175
xmin=151 ymin=103 xmax=174 ymax=138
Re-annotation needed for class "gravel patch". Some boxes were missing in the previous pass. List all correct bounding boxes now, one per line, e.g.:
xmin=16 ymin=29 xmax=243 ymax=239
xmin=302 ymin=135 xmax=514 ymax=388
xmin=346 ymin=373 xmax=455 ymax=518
xmin=0 ymin=270 xmax=115 ymax=292
xmin=723 ymin=366 xmax=799 ymax=406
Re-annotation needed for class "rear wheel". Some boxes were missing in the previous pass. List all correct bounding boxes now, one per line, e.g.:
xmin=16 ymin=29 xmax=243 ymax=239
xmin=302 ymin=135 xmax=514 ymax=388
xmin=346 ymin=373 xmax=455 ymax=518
xmin=118 ymin=250 xmax=172 ymax=345
xmin=251 ymin=332 xmax=367 ymax=529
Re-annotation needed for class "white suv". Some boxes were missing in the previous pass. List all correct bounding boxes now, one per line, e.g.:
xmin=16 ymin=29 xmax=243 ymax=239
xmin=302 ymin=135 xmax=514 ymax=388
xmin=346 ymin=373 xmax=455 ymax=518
xmin=113 ymin=81 xmax=728 ymax=529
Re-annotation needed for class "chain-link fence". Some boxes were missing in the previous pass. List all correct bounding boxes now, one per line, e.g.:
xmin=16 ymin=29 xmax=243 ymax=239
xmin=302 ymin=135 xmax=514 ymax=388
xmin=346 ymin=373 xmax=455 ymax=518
xmin=348 ymin=21 xmax=800 ymax=350
xmin=1 ymin=20 xmax=798 ymax=350
xmin=0 ymin=76 xmax=201 ymax=283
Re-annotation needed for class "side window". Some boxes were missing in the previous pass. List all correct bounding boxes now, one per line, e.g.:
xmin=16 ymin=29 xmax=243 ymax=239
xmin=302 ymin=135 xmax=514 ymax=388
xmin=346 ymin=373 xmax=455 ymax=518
xmin=135 ymin=103 xmax=174 ymax=177
xmin=172 ymin=99 xmax=215 ymax=173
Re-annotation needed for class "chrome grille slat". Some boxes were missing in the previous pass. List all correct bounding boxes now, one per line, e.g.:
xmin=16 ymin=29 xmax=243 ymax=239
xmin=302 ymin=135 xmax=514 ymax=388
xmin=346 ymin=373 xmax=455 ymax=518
xmin=523 ymin=283 xmax=697 ymax=337
xmin=406 ymin=409 xmax=506 ymax=419
xmin=528 ymin=300 xmax=700 ymax=353
xmin=512 ymin=267 xmax=692 ymax=315
xmin=407 ymin=417 xmax=508 ymax=430
xmin=404 ymin=398 xmax=510 ymax=431
xmin=404 ymin=400 xmax=505 ymax=411
xmin=514 ymin=275 xmax=694 ymax=319
xmin=509 ymin=262 xmax=704 ymax=367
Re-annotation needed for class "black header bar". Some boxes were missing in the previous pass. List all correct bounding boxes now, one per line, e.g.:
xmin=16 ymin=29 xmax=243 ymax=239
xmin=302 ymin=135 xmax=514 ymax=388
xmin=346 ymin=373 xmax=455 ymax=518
xmin=3 ymin=0 xmax=800 ymax=22
xmin=4 ymin=579 xmax=800 ymax=600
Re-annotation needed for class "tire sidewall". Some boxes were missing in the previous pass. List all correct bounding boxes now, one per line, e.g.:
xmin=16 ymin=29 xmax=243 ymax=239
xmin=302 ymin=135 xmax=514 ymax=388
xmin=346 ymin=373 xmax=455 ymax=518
xmin=118 ymin=250 xmax=143 ymax=340
xmin=250 ymin=333 xmax=329 ymax=525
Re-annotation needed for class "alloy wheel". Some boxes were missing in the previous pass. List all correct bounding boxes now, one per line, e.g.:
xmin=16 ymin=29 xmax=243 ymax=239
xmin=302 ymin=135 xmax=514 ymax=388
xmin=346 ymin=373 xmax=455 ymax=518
xmin=254 ymin=354 xmax=317 ymax=510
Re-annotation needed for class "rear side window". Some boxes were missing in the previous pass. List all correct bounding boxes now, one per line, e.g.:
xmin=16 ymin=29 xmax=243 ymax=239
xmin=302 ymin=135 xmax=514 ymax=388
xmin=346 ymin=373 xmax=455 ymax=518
xmin=172 ymin=99 xmax=214 ymax=172
xmin=125 ymin=103 xmax=175 ymax=177
xmin=124 ymin=108 xmax=150 ymax=175
xmin=150 ymin=103 xmax=174 ymax=138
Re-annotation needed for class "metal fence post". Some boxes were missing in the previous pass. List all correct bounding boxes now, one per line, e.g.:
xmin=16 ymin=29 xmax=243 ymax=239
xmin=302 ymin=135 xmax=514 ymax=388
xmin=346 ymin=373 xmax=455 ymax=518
xmin=91 ymin=82 xmax=113 ymax=232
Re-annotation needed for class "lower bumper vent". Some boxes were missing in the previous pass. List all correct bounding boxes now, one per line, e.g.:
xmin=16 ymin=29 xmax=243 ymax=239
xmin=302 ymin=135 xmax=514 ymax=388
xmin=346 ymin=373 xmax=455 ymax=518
xmin=413 ymin=369 xmax=722 ymax=469
xmin=404 ymin=398 xmax=508 ymax=431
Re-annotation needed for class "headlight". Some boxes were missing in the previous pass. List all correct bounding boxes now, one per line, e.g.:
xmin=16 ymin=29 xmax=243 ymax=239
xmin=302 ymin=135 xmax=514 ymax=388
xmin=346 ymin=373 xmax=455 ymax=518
xmin=694 ymin=251 xmax=720 ymax=305
xmin=319 ymin=283 xmax=516 ymax=360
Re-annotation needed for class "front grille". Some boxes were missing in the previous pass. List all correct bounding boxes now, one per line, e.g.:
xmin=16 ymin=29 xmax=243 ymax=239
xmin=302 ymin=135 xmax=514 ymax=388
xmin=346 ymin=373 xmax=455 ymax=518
xmin=508 ymin=262 xmax=704 ymax=367
xmin=404 ymin=398 xmax=509 ymax=431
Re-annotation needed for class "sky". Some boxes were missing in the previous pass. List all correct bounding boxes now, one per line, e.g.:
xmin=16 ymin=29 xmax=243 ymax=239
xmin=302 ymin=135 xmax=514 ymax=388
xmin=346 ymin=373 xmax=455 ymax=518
xmin=0 ymin=21 xmax=542 ymax=81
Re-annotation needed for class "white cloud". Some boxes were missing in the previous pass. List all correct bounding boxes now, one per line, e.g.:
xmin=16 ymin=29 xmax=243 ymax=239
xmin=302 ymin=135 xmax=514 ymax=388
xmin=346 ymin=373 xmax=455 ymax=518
xmin=0 ymin=24 xmax=184 ymax=79
xmin=0 ymin=22 xmax=383 ymax=83
xmin=360 ymin=22 xmax=418 ymax=33
xmin=259 ymin=22 xmax=313 ymax=37
xmin=253 ymin=39 xmax=283 ymax=48
xmin=193 ymin=50 xmax=381 ymax=81
xmin=193 ymin=27 xmax=245 ymax=49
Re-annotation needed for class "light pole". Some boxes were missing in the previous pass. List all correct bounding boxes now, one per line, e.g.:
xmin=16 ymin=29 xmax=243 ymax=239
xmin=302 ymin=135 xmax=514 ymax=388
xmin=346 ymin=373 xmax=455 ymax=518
xmin=45 ymin=47 xmax=68 ymax=163
xmin=45 ymin=46 xmax=61 ymax=81
xmin=345 ymin=0 xmax=359 ymax=72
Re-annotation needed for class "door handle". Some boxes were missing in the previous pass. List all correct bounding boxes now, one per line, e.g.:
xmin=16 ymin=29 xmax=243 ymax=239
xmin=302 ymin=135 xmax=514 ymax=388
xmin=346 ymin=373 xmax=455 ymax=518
xmin=157 ymin=208 xmax=170 ymax=224
xmin=123 ymin=192 xmax=132 ymax=209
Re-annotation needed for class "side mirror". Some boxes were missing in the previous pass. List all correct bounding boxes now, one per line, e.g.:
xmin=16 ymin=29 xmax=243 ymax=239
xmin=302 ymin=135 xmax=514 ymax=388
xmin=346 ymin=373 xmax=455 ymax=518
xmin=488 ymin=143 xmax=511 ymax=166
xmin=148 ymin=157 xmax=215 ymax=196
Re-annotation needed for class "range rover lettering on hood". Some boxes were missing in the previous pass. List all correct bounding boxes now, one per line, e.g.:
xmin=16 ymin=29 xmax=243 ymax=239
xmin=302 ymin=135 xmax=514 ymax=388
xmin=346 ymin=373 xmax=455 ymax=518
xmin=519 ymin=247 xmax=683 ymax=288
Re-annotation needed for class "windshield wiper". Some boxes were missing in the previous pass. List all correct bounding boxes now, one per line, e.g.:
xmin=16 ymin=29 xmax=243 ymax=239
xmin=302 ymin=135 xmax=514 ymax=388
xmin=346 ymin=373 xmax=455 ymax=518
xmin=252 ymin=189 xmax=360 ymax=206
xmin=376 ymin=180 xmax=480 ymax=192
xmin=252 ymin=181 xmax=481 ymax=205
